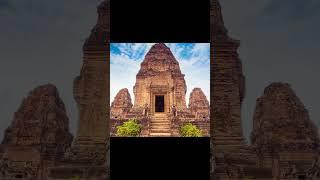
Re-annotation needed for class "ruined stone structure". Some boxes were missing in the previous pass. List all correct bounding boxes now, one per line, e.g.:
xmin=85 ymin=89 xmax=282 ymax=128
xmin=210 ymin=0 xmax=261 ymax=178
xmin=0 ymin=2 xmax=110 ymax=177
xmin=133 ymin=43 xmax=187 ymax=113
xmin=0 ymin=0 xmax=319 ymax=179
xmin=0 ymin=84 xmax=73 ymax=179
xmin=110 ymin=43 xmax=210 ymax=137
xmin=251 ymin=83 xmax=320 ymax=179
xmin=189 ymin=88 xmax=210 ymax=119
xmin=110 ymin=88 xmax=133 ymax=119
xmin=48 ymin=1 xmax=110 ymax=179
xmin=211 ymin=0 xmax=246 ymax=151
xmin=210 ymin=0 xmax=320 ymax=179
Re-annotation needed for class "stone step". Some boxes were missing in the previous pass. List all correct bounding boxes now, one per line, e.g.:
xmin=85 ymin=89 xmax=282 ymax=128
xmin=152 ymin=117 xmax=169 ymax=119
xmin=149 ymin=132 xmax=171 ymax=137
xmin=151 ymin=127 xmax=170 ymax=130
xmin=151 ymin=120 xmax=169 ymax=122
xmin=151 ymin=122 xmax=170 ymax=124
xmin=150 ymin=128 xmax=171 ymax=132
xmin=150 ymin=114 xmax=171 ymax=136
xmin=150 ymin=131 xmax=170 ymax=134
xmin=151 ymin=128 xmax=170 ymax=131
xmin=151 ymin=122 xmax=169 ymax=124
xmin=151 ymin=126 xmax=170 ymax=128
xmin=151 ymin=125 xmax=170 ymax=128
xmin=150 ymin=128 xmax=170 ymax=131
xmin=150 ymin=120 xmax=170 ymax=123
xmin=151 ymin=123 xmax=170 ymax=126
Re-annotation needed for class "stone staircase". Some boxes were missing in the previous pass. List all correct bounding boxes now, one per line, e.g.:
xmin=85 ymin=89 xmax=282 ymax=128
xmin=150 ymin=113 xmax=171 ymax=137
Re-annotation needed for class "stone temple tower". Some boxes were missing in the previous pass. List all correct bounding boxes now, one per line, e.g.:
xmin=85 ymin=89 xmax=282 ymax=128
xmin=210 ymin=0 xmax=246 ymax=151
xmin=133 ymin=43 xmax=187 ymax=114
xmin=73 ymin=0 xmax=109 ymax=146
xmin=48 ymin=1 xmax=110 ymax=179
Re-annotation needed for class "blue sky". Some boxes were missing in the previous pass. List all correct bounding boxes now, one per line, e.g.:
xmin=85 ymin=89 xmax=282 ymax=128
xmin=110 ymin=43 xmax=210 ymax=106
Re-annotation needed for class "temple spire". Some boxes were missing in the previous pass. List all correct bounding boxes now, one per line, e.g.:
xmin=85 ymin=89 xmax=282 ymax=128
xmin=211 ymin=0 xmax=228 ymax=39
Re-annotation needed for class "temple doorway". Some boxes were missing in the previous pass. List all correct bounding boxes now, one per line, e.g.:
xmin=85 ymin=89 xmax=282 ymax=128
xmin=155 ymin=95 xmax=164 ymax=112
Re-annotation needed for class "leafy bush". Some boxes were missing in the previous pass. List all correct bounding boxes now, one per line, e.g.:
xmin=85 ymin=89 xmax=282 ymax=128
xmin=116 ymin=119 xmax=142 ymax=137
xmin=180 ymin=123 xmax=203 ymax=137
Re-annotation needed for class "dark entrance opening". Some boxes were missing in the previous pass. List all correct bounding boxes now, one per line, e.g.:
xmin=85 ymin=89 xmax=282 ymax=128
xmin=155 ymin=95 xmax=164 ymax=112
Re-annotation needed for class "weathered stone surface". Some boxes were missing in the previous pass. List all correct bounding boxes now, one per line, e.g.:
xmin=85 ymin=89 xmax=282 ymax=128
xmin=251 ymin=82 xmax=320 ymax=178
xmin=210 ymin=2 xmax=320 ymax=175
xmin=189 ymin=88 xmax=210 ymax=119
xmin=0 ymin=84 xmax=73 ymax=179
xmin=133 ymin=43 xmax=187 ymax=112
xmin=211 ymin=1 xmax=294 ymax=179
xmin=48 ymin=1 xmax=110 ymax=179
xmin=111 ymin=88 xmax=133 ymax=119
xmin=210 ymin=1 xmax=320 ymax=179
xmin=251 ymin=82 xmax=320 ymax=153
xmin=211 ymin=0 xmax=246 ymax=151
xmin=73 ymin=0 xmax=109 ymax=144
xmin=2 ymin=84 xmax=73 ymax=148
